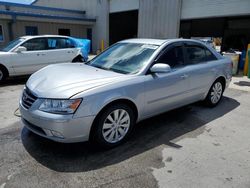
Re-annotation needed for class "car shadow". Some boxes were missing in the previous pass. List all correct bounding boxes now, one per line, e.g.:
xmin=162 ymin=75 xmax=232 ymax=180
xmin=21 ymin=96 xmax=240 ymax=172
xmin=0 ymin=76 xmax=29 ymax=87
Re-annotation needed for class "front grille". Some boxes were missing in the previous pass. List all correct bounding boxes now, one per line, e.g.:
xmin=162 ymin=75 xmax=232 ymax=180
xmin=22 ymin=87 xmax=37 ymax=109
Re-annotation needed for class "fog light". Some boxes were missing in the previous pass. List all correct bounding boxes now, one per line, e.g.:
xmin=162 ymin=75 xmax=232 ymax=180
xmin=51 ymin=130 xmax=64 ymax=139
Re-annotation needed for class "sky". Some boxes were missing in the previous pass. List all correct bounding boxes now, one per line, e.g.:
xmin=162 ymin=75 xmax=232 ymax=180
xmin=0 ymin=0 xmax=35 ymax=5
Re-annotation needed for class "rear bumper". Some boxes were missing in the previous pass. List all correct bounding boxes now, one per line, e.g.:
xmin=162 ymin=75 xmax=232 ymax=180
xmin=19 ymin=101 xmax=95 ymax=143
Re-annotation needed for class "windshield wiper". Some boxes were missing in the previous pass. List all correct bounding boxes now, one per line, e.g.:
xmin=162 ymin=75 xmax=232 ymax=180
xmin=91 ymin=64 xmax=110 ymax=71
xmin=109 ymin=67 xmax=128 ymax=74
xmin=87 ymin=63 xmax=128 ymax=74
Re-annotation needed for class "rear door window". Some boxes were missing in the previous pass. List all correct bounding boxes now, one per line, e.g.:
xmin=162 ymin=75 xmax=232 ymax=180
xmin=205 ymin=48 xmax=217 ymax=61
xmin=48 ymin=38 xmax=57 ymax=49
xmin=47 ymin=38 xmax=75 ymax=50
xmin=185 ymin=45 xmax=207 ymax=64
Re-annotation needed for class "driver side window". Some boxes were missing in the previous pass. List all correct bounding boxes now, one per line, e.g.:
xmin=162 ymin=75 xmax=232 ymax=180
xmin=157 ymin=46 xmax=184 ymax=68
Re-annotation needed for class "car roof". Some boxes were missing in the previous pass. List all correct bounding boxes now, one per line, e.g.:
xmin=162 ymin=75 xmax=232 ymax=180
xmin=119 ymin=38 xmax=207 ymax=46
xmin=120 ymin=38 xmax=168 ymax=45
xmin=20 ymin=35 xmax=70 ymax=40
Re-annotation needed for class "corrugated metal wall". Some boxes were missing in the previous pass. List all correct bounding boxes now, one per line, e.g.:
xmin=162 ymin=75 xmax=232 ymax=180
xmin=12 ymin=21 xmax=87 ymax=38
xmin=34 ymin=0 xmax=85 ymax=11
xmin=92 ymin=0 xmax=109 ymax=52
xmin=34 ymin=0 xmax=97 ymax=18
xmin=138 ymin=0 xmax=181 ymax=39
xmin=0 ymin=20 xmax=10 ymax=47
xmin=34 ymin=0 xmax=105 ymax=52
xmin=0 ymin=20 xmax=87 ymax=49
xmin=181 ymin=0 xmax=250 ymax=19
xmin=110 ymin=0 xmax=139 ymax=13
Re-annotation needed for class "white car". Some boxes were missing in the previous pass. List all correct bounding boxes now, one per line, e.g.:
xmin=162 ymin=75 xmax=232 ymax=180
xmin=0 ymin=35 xmax=83 ymax=82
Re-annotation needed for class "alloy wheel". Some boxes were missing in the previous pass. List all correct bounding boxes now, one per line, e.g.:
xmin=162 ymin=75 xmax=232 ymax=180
xmin=102 ymin=109 xmax=130 ymax=143
xmin=210 ymin=82 xmax=223 ymax=104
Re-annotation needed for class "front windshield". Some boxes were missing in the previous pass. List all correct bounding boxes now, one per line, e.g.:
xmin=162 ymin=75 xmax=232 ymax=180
xmin=1 ymin=38 xmax=25 ymax=52
xmin=87 ymin=42 xmax=159 ymax=74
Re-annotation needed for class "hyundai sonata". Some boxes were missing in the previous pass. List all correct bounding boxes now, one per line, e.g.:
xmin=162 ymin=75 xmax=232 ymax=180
xmin=20 ymin=39 xmax=232 ymax=147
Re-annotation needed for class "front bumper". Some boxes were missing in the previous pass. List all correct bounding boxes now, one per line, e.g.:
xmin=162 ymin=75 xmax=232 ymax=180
xmin=19 ymin=101 xmax=95 ymax=143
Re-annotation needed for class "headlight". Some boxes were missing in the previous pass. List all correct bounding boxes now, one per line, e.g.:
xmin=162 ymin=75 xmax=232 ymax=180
xmin=39 ymin=99 xmax=82 ymax=114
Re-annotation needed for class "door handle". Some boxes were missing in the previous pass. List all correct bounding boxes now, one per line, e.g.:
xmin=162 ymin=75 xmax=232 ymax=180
xmin=37 ymin=53 xmax=46 ymax=56
xmin=180 ymin=74 xmax=188 ymax=79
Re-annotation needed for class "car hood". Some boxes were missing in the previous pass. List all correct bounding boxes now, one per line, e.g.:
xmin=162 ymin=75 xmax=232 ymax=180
xmin=26 ymin=63 xmax=128 ymax=98
xmin=0 ymin=51 xmax=10 ymax=55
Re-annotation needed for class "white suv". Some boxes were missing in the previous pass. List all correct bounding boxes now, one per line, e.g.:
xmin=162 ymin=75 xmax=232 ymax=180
xmin=0 ymin=35 xmax=83 ymax=82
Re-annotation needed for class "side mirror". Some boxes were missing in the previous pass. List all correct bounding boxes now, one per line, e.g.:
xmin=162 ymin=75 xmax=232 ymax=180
xmin=150 ymin=63 xmax=171 ymax=73
xmin=15 ymin=46 xmax=27 ymax=53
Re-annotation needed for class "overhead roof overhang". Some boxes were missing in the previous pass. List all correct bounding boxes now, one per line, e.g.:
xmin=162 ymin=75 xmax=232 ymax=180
xmin=0 ymin=1 xmax=86 ymax=14
xmin=0 ymin=1 xmax=96 ymax=25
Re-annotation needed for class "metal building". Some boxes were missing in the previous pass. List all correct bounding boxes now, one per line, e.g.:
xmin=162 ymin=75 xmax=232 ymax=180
xmin=0 ymin=0 xmax=96 ymax=49
xmin=0 ymin=0 xmax=250 ymax=52
xmin=109 ymin=0 xmax=250 ymax=51
xmin=109 ymin=0 xmax=182 ymax=45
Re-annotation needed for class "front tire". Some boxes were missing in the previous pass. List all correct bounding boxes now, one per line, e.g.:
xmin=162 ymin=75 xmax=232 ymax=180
xmin=91 ymin=103 xmax=135 ymax=148
xmin=72 ymin=55 xmax=84 ymax=63
xmin=205 ymin=79 xmax=224 ymax=107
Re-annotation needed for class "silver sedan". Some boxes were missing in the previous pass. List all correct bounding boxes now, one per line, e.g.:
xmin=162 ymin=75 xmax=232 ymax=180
xmin=19 ymin=39 xmax=232 ymax=148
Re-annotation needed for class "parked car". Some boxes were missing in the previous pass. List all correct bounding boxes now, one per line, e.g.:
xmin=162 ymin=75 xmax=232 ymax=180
xmin=0 ymin=35 xmax=86 ymax=82
xmin=19 ymin=39 xmax=232 ymax=148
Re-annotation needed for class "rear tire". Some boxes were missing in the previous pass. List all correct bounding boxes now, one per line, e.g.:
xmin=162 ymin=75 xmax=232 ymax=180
xmin=204 ymin=79 xmax=224 ymax=107
xmin=0 ymin=68 xmax=6 ymax=83
xmin=91 ymin=103 xmax=135 ymax=148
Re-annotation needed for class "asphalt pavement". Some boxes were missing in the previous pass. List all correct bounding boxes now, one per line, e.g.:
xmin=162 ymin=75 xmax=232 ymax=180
xmin=0 ymin=77 xmax=250 ymax=188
